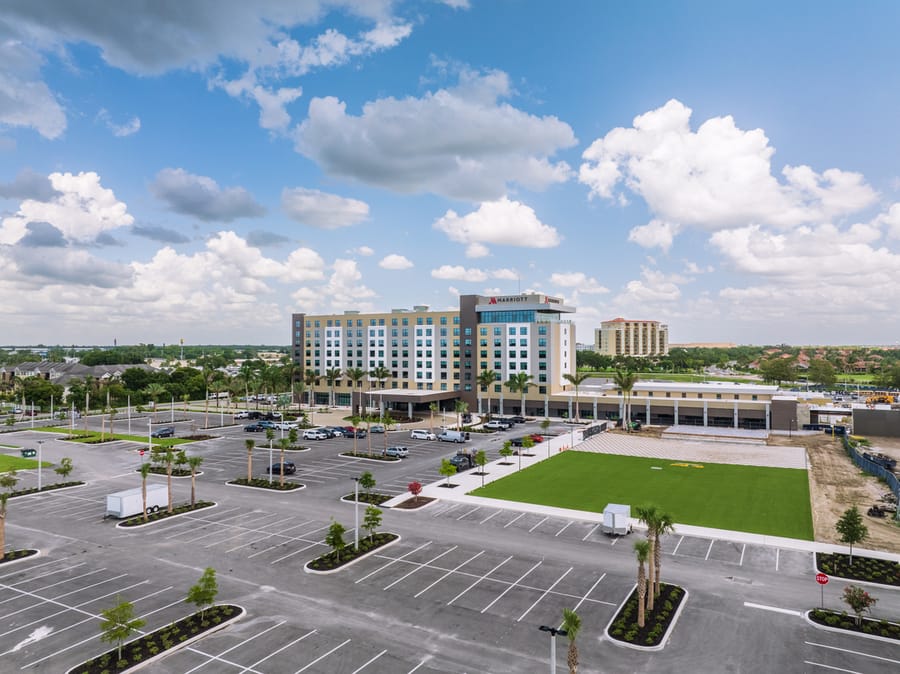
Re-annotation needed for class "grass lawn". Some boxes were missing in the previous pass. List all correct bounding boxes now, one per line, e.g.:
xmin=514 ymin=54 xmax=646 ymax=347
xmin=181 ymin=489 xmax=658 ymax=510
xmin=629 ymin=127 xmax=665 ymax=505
xmin=33 ymin=427 xmax=193 ymax=448
xmin=471 ymin=451 xmax=814 ymax=540
xmin=0 ymin=455 xmax=51 ymax=471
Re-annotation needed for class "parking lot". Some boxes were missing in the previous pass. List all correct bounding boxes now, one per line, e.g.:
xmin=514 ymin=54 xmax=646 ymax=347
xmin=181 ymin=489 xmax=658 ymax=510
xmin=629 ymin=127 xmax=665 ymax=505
xmin=2 ymin=416 xmax=900 ymax=673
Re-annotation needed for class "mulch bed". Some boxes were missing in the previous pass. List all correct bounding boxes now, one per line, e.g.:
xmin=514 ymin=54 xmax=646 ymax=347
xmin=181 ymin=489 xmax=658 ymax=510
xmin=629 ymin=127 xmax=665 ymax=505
xmin=69 ymin=604 xmax=242 ymax=673
xmin=120 ymin=501 xmax=216 ymax=527
xmin=339 ymin=452 xmax=399 ymax=462
xmin=607 ymin=583 xmax=685 ymax=647
xmin=0 ymin=549 xmax=38 ymax=565
xmin=816 ymin=553 xmax=900 ymax=587
xmin=306 ymin=533 xmax=398 ymax=571
xmin=181 ymin=434 xmax=215 ymax=441
xmin=142 ymin=467 xmax=191 ymax=477
xmin=809 ymin=609 xmax=900 ymax=640
xmin=8 ymin=481 xmax=84 ymax=498
xmin=227 ymin=478 xmax=303 ymax=491
xmin=343 ymin=493 xmax=393 ymax=506
xmin=437 ymin=483 xmax=459 ymax=488
xmin=392 ymin=497 xmax=437 ymax=510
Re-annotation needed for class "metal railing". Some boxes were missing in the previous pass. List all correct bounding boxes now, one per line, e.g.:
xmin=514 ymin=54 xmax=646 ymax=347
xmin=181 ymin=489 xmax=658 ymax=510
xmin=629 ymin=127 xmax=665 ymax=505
xmin=842 ymin=435 xmax=900 ymax=521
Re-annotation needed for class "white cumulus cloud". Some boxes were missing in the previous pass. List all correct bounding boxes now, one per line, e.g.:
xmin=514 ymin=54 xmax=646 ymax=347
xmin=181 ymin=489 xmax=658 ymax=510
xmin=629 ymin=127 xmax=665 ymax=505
xmin=151 ymin=168 xmax=265 ymax=222
xmin=431 ymin=265 xmax=488 ymax=282
xmin=281 ymin=187 xmax=369 ymax=229
xmin=379 ymin=254 xmax=413 ymax=270
xmin=549 ymin=272 xmax=609 ymax=294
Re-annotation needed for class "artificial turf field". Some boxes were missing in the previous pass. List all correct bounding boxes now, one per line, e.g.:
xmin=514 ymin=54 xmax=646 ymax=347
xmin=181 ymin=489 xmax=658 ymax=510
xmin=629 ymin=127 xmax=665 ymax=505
xmin=471 ymin=450 xmax=814 ymax=540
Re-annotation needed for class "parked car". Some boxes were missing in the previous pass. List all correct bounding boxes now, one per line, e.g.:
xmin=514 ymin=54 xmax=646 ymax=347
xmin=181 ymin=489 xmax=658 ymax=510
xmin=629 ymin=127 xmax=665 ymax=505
xmin=462 ymin=412 xmax=472 ymax=424
xmin=449 ymin=452 xmax=476 ymax=470
xmin=258 ymin=420 xmax=278 ymax=430
xmin=384 ymin=446 xmax=409 ymax=458
xmin=410 ymin=429 xmax=437 ymax=440
xmin=484 ymin=420 xmax=511 ymax=430
xmin=370 ymin=424 xmax=385 ymax=433
xmin=351 ymin=429 xmax=368 ymax=438
xmin=234 ymin=410 xmax=250 ymax=419
xmin=303 ymin=429 xmax=329 ymax=440
xmin=511 ymin=433 xmax=545 ymax=447
xmin=274 ymin=421 xmax=298 ymax=430
xmin=325 ymin=426 xmax=347 ymax=437
xmin=438 ymin=430 xmax=469 ymax=442
xmin=510 ymin=415 xmax=527 ymax=424
xmin=268 ymin=462 xmax=296 ymax=475
xmin=151 ymin=426 xmax=175 ymax=438
xmin=342 ymin=426 xmax=357 ymax=435
xmin=244 ymin=423 xmax=265 ymax=432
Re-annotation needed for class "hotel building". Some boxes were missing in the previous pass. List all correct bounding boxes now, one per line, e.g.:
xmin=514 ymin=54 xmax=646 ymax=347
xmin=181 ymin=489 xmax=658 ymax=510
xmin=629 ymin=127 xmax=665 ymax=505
xmin=595 ymin=318 xmax=669 ymax=357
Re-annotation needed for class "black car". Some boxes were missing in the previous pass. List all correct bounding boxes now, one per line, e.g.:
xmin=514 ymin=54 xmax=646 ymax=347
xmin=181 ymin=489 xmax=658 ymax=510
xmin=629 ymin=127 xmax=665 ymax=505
xmin=268 ymin=462 xmax=296 ymax=475
xmin=351 ymin=429 xmax=368 ymax=438
xmin=151 ymin=426 xmax=175 ymax=438
xmin=510 ymin=415 xmax=526 ymax=424
xmin=244 ymin=423 xmax=265 ymax=432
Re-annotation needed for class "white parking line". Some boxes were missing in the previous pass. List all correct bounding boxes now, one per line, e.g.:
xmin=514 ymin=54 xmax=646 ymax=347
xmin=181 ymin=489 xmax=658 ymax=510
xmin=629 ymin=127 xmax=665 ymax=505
xmin=383 ymin=547 xmax=458 ymax=591
xmin=581 ymin=524 xmax=599 ymax=541
xmin=352 ymin=649 xmax=388 ymax=673
xmin=743 ymin=602 xmax=803 ymax=617
xmin=434 ymin=504 xmax=462 ymax=518
xmin=803 ymin=662 xmax=862 ymax=673
xmin=355 ymin=542 xmax=432 ymax=584
xmin=204 ymin=513 xmax=285 ymax=547
xmin=776 ymin=548 xmax=780 ymax=571
xmin=528 ymin=516 xmax=548 ymax=533
xmin=705 ymin=540 xmax=715 ymax=560
xmin=269 ymin=539 xmax=325 ymax=565
xmin=479 ymin=510 xmax=500 ymax=525
xmin=0 ymin=556 xmax=77 ymax=582
xmin=414 ymin=551 xmax=485 ymax=598
xmin=805 ymin=641 xmax=900 ymax=665
xmin=237 ymin=629 xmax=316 ymax=672
xmin=408 ymin=657 xmax=431 ymax=673
xmin=246 ymin=522 xmax=324 ymax=559
xmin=554 ymin=521 xmax=572 ymax=537
xmin=739 ymin=543 xmax=746 ymax=566
xmin=672 ymin=535 xmax=685 ymax=555
xmin=0 ymin=565 xmax=98 ymax=605
xmin=181 ymin=620 xmax=287 ymax=674
xmin=516 ymin=567 xmax=572 ymax=622
xmin=456 ymin=507 xmax=481 ymax=521
xmin=294 ymin=638 xmax=351 ymax=673
xmin=503 ymin=513 xmax=526 ymax=529
xmin=447 ymin=556 xmax=513 ymax=606
xmin=480 ymin=560 xmax=542 ymax=614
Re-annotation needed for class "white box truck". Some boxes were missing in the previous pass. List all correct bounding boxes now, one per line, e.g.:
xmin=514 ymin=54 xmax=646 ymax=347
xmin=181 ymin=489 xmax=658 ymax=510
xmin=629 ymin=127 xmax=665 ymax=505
xmin=602 ymin=503 xmax=632 ymax=536
xmin=106 ymin=484 xmax=167 ymax=519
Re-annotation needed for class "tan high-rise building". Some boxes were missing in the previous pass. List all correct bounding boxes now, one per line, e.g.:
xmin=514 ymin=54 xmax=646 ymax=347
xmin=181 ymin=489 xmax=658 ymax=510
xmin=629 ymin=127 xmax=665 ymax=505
xmin=595 ymin=318 xmax=668 ymax=357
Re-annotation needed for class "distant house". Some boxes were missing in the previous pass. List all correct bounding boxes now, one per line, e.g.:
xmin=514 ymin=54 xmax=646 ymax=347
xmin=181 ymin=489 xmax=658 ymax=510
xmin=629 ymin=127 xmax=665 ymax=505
xmin=0 ymin=361 xmax=156 ymax=394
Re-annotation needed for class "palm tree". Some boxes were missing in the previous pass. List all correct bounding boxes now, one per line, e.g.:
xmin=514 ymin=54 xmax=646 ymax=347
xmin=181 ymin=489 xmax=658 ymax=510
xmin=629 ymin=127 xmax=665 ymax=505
xmin=653 ymin=511 xmax=675 ymax=597
xmin=324 ymin=367 xmax=342 ymax=408
xmin=304 ymin=370 xmax=320 ymax=410
xmin=245 ymin=439 xmax=255 ymax=482
xmin=344 ymin=367 xmax=366 ymax=416
xmin=428 ymin=402 xmax=439 ymax=433
xmin=505 ymin=372 xmax=534 ymax=416
xmin=634 ymin=539 xmax=651 ymax=628
xmin=364 ymin=413 xmax=378 ymax=457
xmin=477 ymin=369 xmax=497 ymax=418
xmin=562 ymin=371 xmax=591 ymax=422
xmin=370 ymin=365 xmax=391 ymax=415
xmin=143 ymin=382 xmax=167 ymax=422
xmin=350 ymin=414 xmax=362 ymax=455
xmin=139 ymin=462 xmax=152 ymax=523
xmin=636 ymin=505 xmax=660 ymax=610
xmin=187 ymin=456 xmax=203 ymax=508
xmin=382 ymin=411 xmax=395 ymax=453
xmin=613 ymin=369 xmax=638 ymax=431
xmin=561 ymin=608 xmax=582 ymax=674
xmin=454 ymin=400 xmax=468 ymax=431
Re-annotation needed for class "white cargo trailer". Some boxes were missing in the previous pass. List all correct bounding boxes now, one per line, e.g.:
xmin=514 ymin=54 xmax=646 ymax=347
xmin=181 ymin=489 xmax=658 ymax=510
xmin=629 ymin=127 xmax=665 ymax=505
xmin=106 ymin=483 xmax=167 ymax=519
xmin=602 ymin=503 xmax=632 ymax=536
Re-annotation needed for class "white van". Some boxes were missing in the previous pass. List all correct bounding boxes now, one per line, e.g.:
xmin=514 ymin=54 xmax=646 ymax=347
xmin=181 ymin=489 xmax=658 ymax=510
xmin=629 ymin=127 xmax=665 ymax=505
xmin=438 ymin=430 xmax=469 ymax=443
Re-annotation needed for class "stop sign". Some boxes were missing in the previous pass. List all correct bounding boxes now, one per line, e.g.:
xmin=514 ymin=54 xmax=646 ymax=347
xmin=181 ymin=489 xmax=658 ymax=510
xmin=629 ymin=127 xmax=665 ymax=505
xmin=816 ymin=573 xmax=829 ymax=585
xmin=139 ymin=450 xmax=145 ymax=456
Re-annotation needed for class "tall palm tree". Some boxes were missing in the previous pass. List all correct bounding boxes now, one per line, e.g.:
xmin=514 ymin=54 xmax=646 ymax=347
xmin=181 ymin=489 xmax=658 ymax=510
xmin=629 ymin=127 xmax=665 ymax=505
xmin=477 ymin=369 xmax=497 ymax=418
xmin=636 ymin=505 xmax=660 ymax=610
xmin=454 ymin=400 xmax=468 ymax=431
xmin=634 ymin=539 xmax=651 ymax=628
xmin=505 ymin=372 xmax=534 ymax=416
xmin=245 ymin=439 xmax=255 ymax=482
xmin=139 ymin=462 xmax=152 ymax=523
xmin=344 ymin=367 xmax=366 ymax=416
xmin=562 ymin=371 xmax=591 ymax=422
xmin=304 ymin=370 xmax=320 ymax=410
xmin=370 ymin=365 xmax=390 ymax=416
xmin=428 ymin=402 xmax=439 ymax=433
xmin=350 ymin=415 xmax=362 ymax=455
xmin=613 ymin=369 xmax=638 ymax=431
xmin=364 ymin=413 xmax=378 ymax=457
xmin=561 ymin=608 xmax=582 ymax=674
xmin=324 ymin=368 xmax=342 ymax=408
xmin=653 ymin=511 xmax=676 ymax=597
xmin=187 ymin=455 xmax=203 ymax=508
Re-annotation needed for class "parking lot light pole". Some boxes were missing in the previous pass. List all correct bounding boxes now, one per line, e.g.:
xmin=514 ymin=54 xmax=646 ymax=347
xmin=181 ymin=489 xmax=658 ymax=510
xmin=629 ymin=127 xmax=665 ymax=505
xmin=352 ymin=476 xmax=361 ymax=551
xmin=268 ymin=438 xmax=274 ymax=485
xmin=538 ymin=625 xmax=567 ymax=674
xmin=37 ymin=440 xmax=44 ymax=491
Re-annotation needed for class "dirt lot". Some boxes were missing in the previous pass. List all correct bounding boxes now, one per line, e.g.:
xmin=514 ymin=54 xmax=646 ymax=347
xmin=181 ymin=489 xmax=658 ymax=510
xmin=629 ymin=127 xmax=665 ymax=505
xmin=772 ymin=433 xmax=900 ymax=553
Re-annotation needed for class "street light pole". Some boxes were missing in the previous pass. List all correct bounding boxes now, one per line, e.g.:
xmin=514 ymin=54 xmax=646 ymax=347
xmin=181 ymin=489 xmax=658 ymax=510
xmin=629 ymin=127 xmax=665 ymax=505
xmin=268 ymin=437 xmax=273 ymax=485
xmin=37 ymin=440 xmax=44 ymax=491
xmin=352 ymin=476 xmax=361 ymax=551
xmin=538 ymin=625 xmax=567 ymax=674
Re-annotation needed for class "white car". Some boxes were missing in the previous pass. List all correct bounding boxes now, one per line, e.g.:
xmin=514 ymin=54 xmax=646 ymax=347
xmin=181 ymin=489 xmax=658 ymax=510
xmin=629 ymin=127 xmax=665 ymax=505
xmin=370 ymin=424 xmax=386 ymax=433
xmin=303 ymin=429 xmax=329 ymax=440
xmin=234 ymin=410 xmax=250 ymax=419
xmin=484 ymin=420 xmax=511 ymax=430
xmin=384 ymin=446 xmax=409 ymax=458
xmin=274 ymin=421 xmax=298 ymax=430
xmin=410 ymin=429 xmax=437 ymax=441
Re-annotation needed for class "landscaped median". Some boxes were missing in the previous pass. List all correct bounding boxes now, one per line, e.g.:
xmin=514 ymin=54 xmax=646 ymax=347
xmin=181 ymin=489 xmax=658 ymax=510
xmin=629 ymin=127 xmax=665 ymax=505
xmin=606 ymin=583 xmax=687 ymax=649
xmin=816 ymin=552 xmax=900 ymax=587
xmin=0 ymin=549 xmax=40 ymax=566
xmin=305 ymin=533 xmax=399 ymax=573
xmin=226 ymin=478 xmax=304 ymax=491
xmin=117 ymin=501 xmax=216 ymax=528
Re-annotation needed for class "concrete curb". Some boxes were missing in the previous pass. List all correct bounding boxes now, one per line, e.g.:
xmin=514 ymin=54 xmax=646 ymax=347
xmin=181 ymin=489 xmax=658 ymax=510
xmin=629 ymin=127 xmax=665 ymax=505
xmin=803 ymin=609 xmax=900 ymax=645
xmin=224 ymin=481 xmax=306 ymax=493
xmin=304 ymin=534 xmax=401 ymax=574
xmin=604 ymin=583 xmax=689 ymax=651
xmin=0 ymin=549 xmax=41 ymax=567
xmin=116 ymin=502 xmax=219 ymax=529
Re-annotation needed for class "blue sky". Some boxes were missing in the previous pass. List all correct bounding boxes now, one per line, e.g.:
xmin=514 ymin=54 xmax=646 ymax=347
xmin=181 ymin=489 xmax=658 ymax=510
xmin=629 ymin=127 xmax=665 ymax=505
xmin=2 ymin=1 xmax=899 ymax=347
